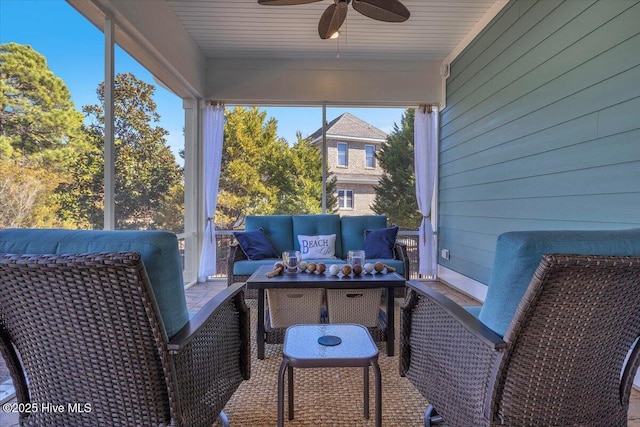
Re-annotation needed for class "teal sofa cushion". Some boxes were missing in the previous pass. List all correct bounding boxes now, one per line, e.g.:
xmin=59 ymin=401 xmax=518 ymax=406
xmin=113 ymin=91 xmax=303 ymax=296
xmin=479 ymin=228 xmax=640 ymax=337
xmin=245 ymin=215 xmax=293 ymax=256
xmin=341 ymin=215 xmax=387 ymax=257
xmin=0 ymin=228 xmax=189 ymax=338
xmin=292 ymin=215 xmax=342 ymax=258
xmin=233 ymin=258 xmax=282 ymax=276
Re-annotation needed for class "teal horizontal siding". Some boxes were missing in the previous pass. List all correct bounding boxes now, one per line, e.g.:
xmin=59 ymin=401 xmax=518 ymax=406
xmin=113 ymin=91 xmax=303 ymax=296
xmin=438 ymin=0 xmax=640 ymax=285
xmin=443 ymin=7 xmax=640 ymax=140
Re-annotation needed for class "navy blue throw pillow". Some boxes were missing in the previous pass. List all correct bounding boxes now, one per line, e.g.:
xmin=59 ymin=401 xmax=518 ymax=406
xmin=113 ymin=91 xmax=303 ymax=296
xmin=364 ymin=226 xmax=399 ymax=259
xmin=233 ymin=228 xmax=278 ymax=260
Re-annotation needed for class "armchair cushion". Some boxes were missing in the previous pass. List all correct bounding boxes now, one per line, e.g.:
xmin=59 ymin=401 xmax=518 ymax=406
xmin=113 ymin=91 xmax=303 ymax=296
xmin=479 ymin=228 xmax=640 ymax=336
xmin=233 ymin=228 xmax=278 ymax=260
xmin=364 ymin=226 xmax=399 ymax=259
xmin=0 ymin=228 xmax=189 ymax=338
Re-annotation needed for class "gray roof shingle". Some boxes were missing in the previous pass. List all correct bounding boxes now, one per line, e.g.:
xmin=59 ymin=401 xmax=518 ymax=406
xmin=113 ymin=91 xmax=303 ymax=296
xmin=309 ymin=112 xmax=387 ymax=143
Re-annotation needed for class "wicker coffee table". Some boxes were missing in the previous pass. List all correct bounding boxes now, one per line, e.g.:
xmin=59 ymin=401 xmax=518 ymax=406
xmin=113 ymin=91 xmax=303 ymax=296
xmin=246 ymin=265 xmax=406 ymax=359
xmin=277 ymin=324 xmax=381 ymax=427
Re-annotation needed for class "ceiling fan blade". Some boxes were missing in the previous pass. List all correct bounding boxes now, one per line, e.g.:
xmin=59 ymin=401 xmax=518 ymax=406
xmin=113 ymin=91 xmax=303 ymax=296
xmin=318 ymin=2 xmax=348 ymax=39
xmin=352 ymin=0 xmax=410 ymax=22
xmin=258 ymin=0 xmax=322 ymax=5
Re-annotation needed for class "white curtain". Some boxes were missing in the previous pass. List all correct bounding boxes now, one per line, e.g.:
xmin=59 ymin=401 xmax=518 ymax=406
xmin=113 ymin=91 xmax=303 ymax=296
xmin=198 ymin=103 xmax=225 ymax=282
xmin=414 ymin=107 xmax=438 ymax=278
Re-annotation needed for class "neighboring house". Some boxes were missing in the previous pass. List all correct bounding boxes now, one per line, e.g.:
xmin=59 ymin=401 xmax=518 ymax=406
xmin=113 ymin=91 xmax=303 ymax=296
xmin=309 ymin=113 xmax=387 ymax=216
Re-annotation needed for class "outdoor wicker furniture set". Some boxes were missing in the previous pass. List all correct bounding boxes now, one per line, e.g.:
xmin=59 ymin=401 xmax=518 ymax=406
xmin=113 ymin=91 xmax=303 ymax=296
xmin=1 ymin=227 xmax=639 ymax=426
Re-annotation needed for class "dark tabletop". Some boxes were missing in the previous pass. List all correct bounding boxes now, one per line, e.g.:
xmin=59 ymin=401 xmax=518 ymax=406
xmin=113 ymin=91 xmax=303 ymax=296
xmin=246 ymin=265 xmax=406 ymax=289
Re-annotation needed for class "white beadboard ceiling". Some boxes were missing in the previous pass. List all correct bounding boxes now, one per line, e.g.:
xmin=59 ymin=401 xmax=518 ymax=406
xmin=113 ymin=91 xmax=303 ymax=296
xmin=167 ymin=0 xmax=501 ymax=61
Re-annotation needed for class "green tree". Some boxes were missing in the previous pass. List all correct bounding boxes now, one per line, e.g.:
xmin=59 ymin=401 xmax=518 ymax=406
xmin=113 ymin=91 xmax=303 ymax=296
xmin=0 ymin=43 xmax=82 ymax=159
xmin=217 ymin=107 xmax=278 ymax=227
xmin=289 ymin=132 xmax=337 ymax=214
xmin=216 ymin=108 xmax=336 ymax=228
xmin=0 ymin=43 xmax=85 ymax=228
xmin=372 ymin=108 xmax=421 ymax=228
xmin=57 ymin=73 xmax=184 ymax=231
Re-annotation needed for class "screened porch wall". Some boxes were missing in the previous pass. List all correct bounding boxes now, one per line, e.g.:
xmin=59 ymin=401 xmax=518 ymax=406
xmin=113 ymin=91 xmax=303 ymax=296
xmin=438 ymin=0 xmax=640 ymax=286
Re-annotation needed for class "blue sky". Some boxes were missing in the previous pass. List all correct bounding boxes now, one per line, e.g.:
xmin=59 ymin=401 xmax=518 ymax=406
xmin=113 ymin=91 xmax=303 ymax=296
xmin=1 ymin=0 xmax=405 ymax=157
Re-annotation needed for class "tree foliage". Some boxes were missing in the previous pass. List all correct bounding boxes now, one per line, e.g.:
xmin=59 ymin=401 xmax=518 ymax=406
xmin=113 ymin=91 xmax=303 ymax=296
xmin=0 ymin=160 xmax=42 ymax=227
xmin=0 ymin=43 xmax=84 ymax=228
xmin=372 ymin=108 xmax=421 ymax=228
xmin=56 ymin=72 xmax=184 ymax=231
xmin=286 ymin=132 xmax=337 ymax=215
xmin=1 ymin=43 xmax=338 ymax=232
xmin=216 ymin=107 xmax=335 ymax=228
xmin=0 ymin=43 xmax=82 ymax=159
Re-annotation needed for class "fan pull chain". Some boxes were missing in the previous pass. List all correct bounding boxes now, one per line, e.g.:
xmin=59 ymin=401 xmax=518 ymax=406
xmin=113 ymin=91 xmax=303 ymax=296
xmin=336 ymin=7 xmax=347 ymax=59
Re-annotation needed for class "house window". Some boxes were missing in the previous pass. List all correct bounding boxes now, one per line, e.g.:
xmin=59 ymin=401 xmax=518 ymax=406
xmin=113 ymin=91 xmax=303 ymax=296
xmin=338 ymin=190 xmax=353 ymax=209
xmin=365 ymin=145 xmax=376 ymax=168
xmin=337 ymin=142 xmax=348 ymax=167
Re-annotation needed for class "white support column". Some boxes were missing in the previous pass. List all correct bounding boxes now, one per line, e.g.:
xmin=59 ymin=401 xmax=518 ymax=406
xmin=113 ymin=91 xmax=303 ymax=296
xmin=103 ymin=17 xmax=115 ymax=230
xmin=182 ymin=99 xmax=203 ymax=286
xmin=321 ymin=103 xmax=328 ymax=213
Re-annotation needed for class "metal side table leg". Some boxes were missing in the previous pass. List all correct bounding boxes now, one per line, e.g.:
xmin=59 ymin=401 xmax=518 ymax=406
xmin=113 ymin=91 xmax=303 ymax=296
xmin=288 ymin=365 xmax=294 ymax=420
xmin=363 ymin=366 xmax=369 ymax=419
xmin=371 ymin=359 xmax=382 ymax=427
xmin=277 ymin=358 xmax=289 ymax=427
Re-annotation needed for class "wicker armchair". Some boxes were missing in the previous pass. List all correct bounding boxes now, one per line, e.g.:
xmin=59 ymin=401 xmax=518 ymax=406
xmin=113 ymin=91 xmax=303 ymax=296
xmin=0 ymin=252 xmax=250 ymax=427
xmin=400 ymin=254 xmax=640 ymax=426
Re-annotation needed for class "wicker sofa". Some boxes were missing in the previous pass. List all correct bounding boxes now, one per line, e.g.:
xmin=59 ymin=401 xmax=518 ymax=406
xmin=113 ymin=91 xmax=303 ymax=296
xmin=227 ymin=214 xmax=410 ymax=298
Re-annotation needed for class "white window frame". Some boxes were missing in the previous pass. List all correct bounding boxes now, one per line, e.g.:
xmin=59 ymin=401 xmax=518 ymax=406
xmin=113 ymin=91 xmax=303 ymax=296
xmin=337 ymin=142 xmax=348 ymax=167
xmin=338 ymin=189 xmax=354 ymax=209
xmin=365 ymin=144 xmax=376 ymax=169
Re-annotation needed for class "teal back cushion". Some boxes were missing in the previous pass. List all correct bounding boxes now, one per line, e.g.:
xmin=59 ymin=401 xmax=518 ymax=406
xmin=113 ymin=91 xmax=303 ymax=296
xmin=341 ymin=215 xmax=388 ymax=257
xmin=245 ymin=215 xmax=293 ymax=255
xmin=479 ymin=228 xmax=640 ymax=337
xmin=292 ymin=215 xmax=342 ymax=257
xmin=0 ymin=229 xmax=189 ymax=338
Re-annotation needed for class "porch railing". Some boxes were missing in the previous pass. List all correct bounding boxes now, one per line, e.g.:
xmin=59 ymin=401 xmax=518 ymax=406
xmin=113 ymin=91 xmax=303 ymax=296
xmin=179 ymin=229 xmax=421 ymax=280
